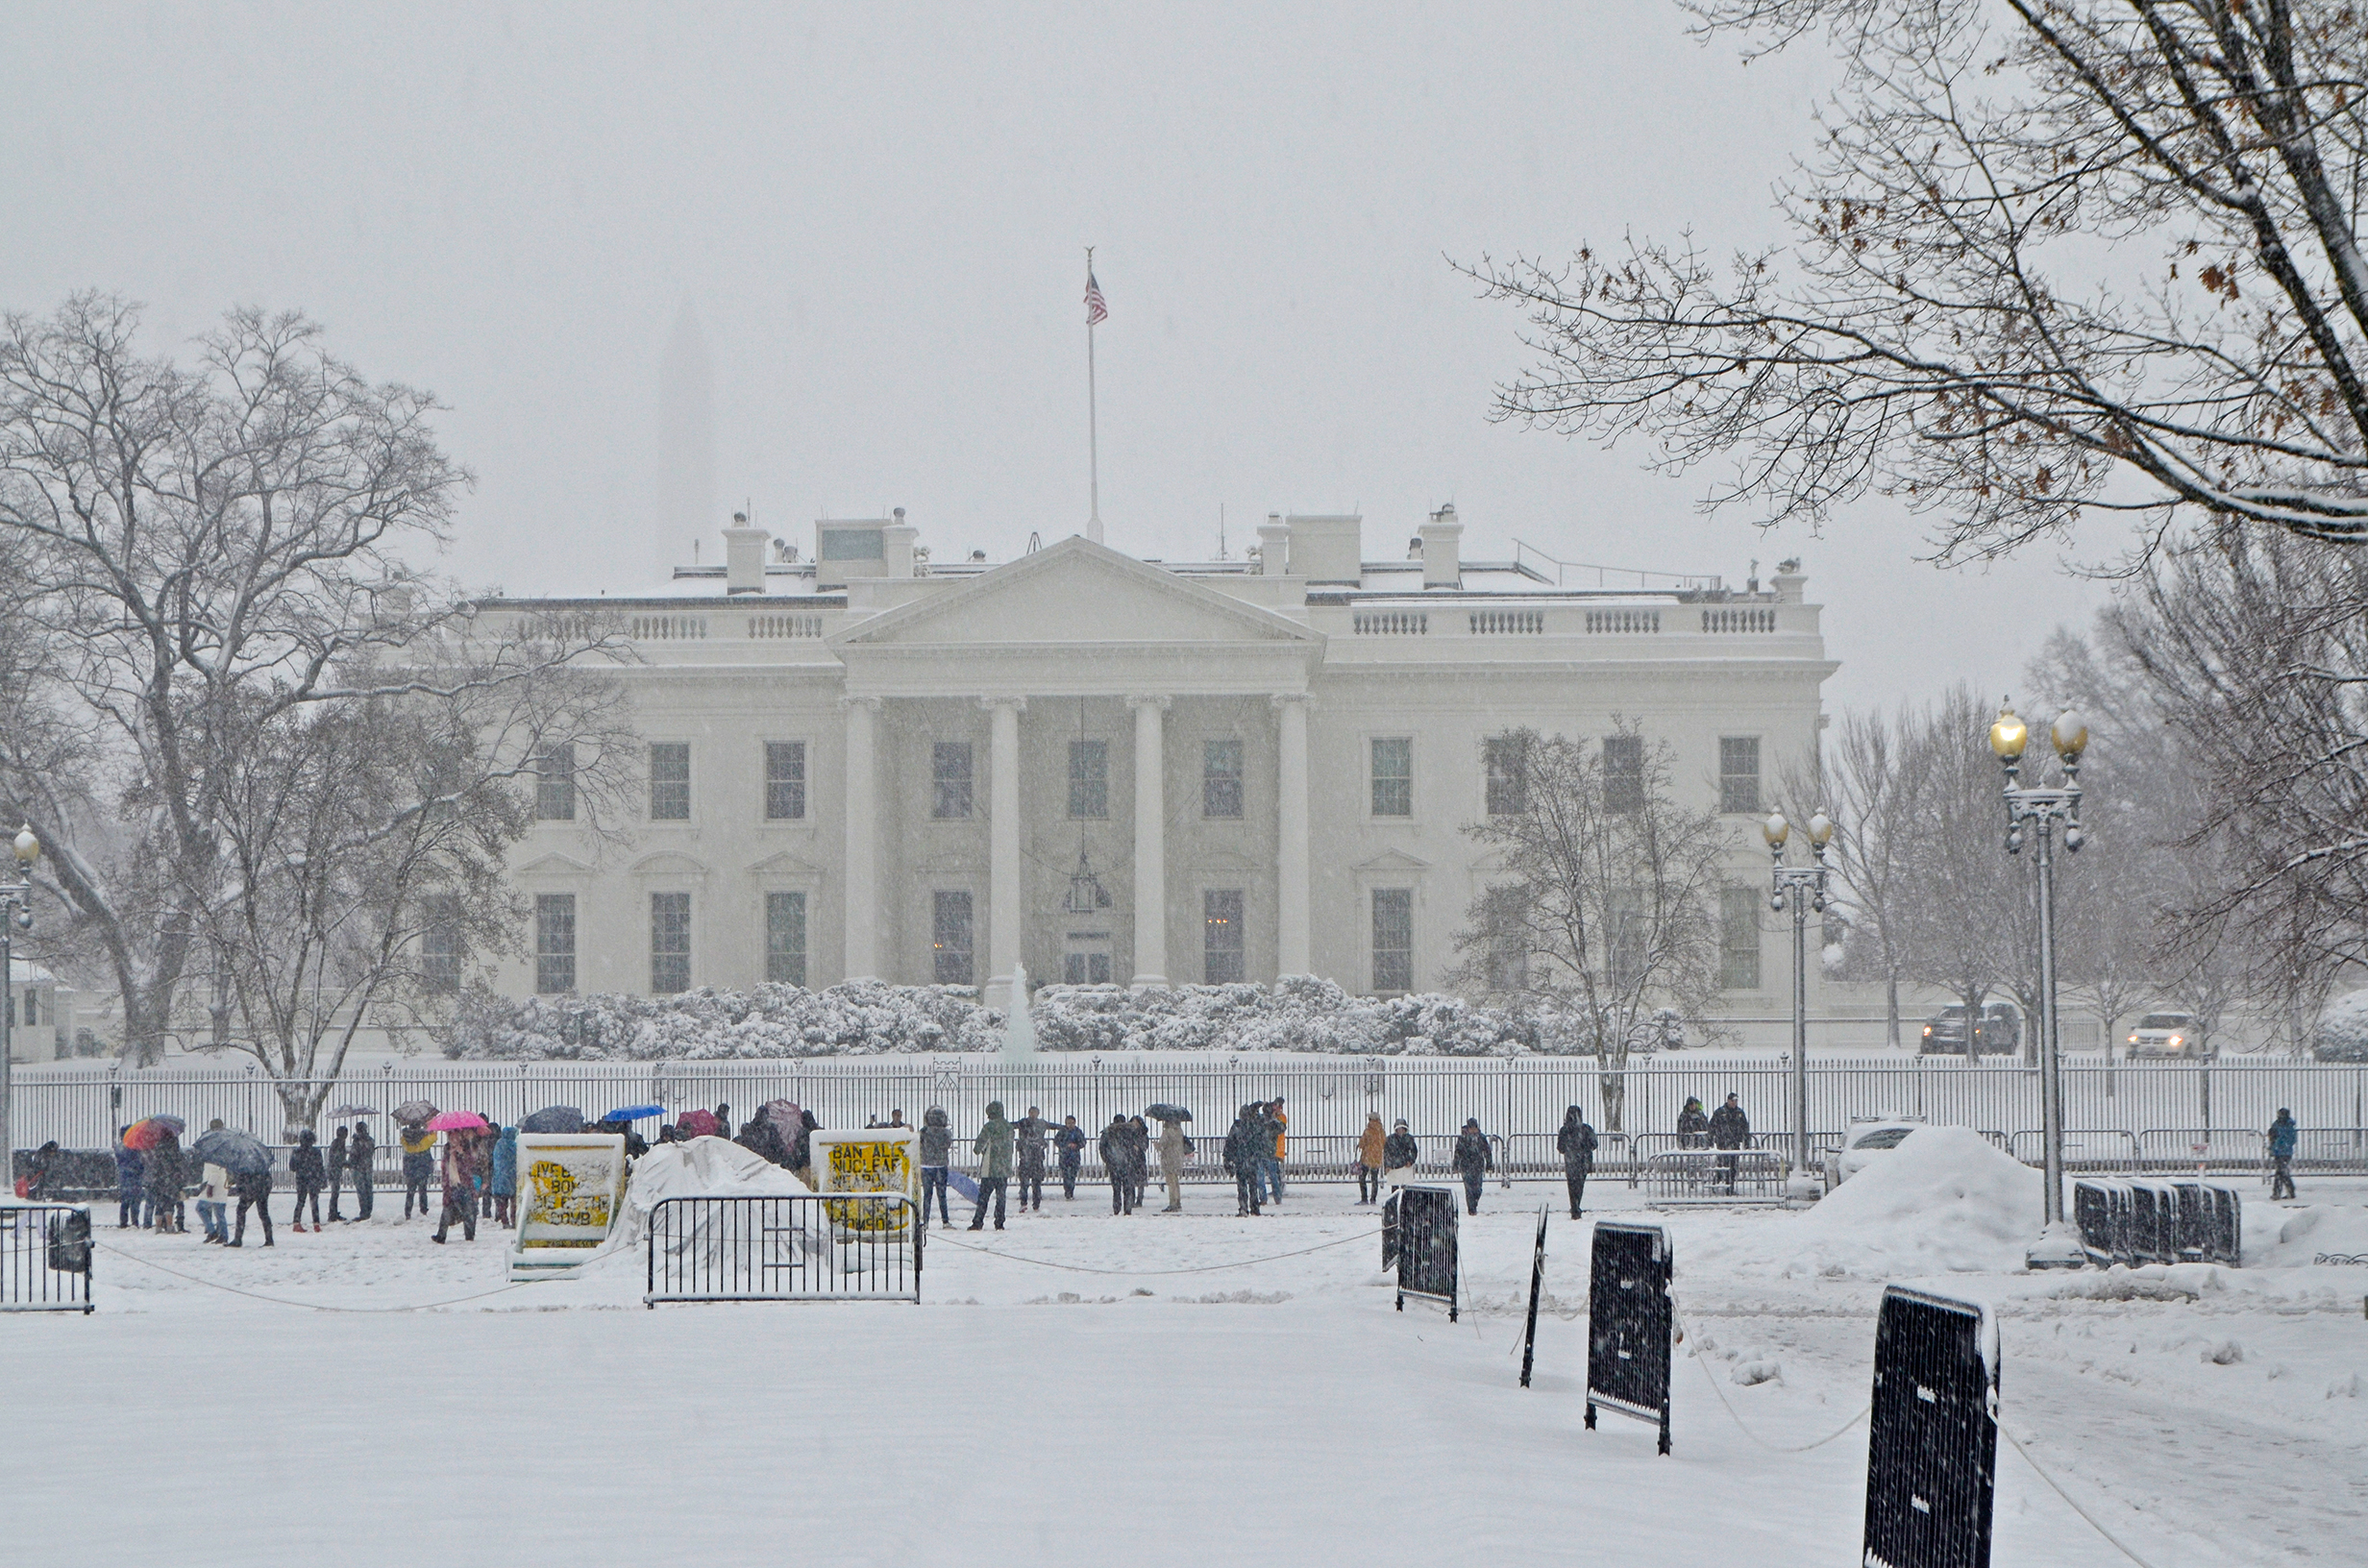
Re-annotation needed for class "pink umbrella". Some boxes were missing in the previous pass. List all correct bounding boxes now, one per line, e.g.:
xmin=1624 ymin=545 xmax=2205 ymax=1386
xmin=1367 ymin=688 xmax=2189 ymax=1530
xmin=425 ymin=1111 xmax=489 ymax=1133
xmin=675 ymin=1109 xmax=722 ymax=1139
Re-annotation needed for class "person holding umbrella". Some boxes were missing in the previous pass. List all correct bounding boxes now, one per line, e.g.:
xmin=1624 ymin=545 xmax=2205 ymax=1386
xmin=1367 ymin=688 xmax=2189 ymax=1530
xmin=145 ymin=1126 xmax=186 ymax=1233
xmin=1150 ymin=1108 xmax=1193 ymax=1213
xmin=348 ymin=1121 xmax=377 ymax=1220
xmin=430 ymin=1113 xmax=490 ymax=1243
xmin=399 ymin=1119 xmax=437 ymax=1219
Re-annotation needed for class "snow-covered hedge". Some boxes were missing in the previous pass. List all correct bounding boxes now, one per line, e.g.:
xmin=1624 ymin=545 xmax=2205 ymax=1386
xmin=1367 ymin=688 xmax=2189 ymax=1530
xmin=442 ymin=975 xmax=1637 ymax=1060
xmin=2312 ymin=990 xmax=2368 ymax=1062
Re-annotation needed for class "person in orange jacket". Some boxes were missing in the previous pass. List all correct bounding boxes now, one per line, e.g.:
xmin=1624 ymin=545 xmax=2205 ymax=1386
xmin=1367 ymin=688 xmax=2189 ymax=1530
xmin=1356 ymin=1113 xmax=1387 ymax=1205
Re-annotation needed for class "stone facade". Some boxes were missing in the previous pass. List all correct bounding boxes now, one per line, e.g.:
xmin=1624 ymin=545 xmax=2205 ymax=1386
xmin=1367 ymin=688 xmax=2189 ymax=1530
xmin=483 ymin=511 xmax=1838 ymax=1021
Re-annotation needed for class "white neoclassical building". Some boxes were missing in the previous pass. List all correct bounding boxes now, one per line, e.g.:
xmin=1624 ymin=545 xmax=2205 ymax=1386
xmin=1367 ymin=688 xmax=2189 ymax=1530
xmin=484 ymin=508 xmax=1837 ymax=1021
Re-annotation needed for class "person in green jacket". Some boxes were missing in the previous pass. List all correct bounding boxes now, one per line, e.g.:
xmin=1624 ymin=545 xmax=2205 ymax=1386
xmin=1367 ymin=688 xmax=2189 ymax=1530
xmin=970 ymin=1100 xmax=1015 ymax=1231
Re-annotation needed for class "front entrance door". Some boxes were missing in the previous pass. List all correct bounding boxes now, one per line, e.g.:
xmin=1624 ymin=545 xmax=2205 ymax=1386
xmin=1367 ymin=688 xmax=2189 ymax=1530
xmin=1063 ymin=931 xmax=1113 ymax=985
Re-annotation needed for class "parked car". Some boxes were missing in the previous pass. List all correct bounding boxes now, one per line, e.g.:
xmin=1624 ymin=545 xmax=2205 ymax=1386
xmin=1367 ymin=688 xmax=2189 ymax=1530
xmin=2125 ymin=1011 xmax=2208 ymax=1060
xmin=1917 ymin=1003 xmax=2021 ymax=1056
xmin=1825 ymin=1117 xmax=1927 ymax=1191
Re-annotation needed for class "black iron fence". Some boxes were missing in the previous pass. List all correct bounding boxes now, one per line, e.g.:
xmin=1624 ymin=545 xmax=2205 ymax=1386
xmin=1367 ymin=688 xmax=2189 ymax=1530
xmin=1 ymin=1202 xmax=93 ymax=1313
xmin=644 ymin=1192 xmax=922 ymax=1306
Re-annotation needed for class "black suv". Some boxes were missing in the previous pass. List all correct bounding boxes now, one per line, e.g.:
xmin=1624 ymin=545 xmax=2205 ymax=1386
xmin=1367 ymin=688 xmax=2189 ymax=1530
xmin=1917 ymin=1002 xmax=2022 ymax=1055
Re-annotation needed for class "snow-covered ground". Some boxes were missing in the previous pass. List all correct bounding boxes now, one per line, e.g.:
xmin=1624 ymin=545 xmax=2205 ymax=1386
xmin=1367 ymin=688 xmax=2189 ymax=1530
xmin=6 ymin=1143 xmax=2362 ymax=1566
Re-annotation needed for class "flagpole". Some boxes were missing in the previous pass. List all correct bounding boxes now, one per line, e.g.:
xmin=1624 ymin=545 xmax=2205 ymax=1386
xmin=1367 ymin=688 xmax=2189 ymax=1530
xmin=1086 ymin=246 xmax=1102 ymax=545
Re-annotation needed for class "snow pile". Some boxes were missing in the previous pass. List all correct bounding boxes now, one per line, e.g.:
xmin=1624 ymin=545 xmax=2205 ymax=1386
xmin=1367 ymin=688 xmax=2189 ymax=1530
xmin=584 ymin=1136 xmax=812 ymax=1262
xmin=446 ymin=980 xmax=1005 ymax=1060
xmin=2310 ymin=989 xmax=2368 ymax=1060
xmin=2256 ymin=1205 xmax=2368 ymax=1267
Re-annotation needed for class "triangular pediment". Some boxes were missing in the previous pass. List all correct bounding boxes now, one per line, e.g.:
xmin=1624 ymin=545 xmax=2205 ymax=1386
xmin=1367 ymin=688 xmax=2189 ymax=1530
xmin=832 ymin=537 xmax=1320 ymax=649
xmin=516 ymin=851 xmax=595 ymax=876
xmin=1352 ymin=848 xmax=1432 ymax=873
xmin=629 ymin=851 xmax=710 ymax=877
xmin=748 ymin=850 xmax=825 ymax=879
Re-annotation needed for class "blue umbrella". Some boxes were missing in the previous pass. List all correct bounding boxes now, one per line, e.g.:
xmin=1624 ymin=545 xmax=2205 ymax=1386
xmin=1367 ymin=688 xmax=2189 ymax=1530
xmin=604 ymin=1105 xmax=666 ymax=1122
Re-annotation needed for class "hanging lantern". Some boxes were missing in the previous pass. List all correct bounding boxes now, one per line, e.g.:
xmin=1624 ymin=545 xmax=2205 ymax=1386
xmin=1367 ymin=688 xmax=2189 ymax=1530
xmin=1066 ymin=845 xmax=1112 ymax=914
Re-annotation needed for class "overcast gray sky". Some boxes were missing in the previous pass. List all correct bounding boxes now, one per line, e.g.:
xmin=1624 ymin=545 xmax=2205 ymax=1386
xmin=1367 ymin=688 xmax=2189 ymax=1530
xmin=1 ymin=0 xmax=2111 ymax=713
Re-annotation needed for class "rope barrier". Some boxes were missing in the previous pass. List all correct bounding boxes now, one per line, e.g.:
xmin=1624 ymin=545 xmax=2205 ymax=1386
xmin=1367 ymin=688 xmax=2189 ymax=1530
xmin=1675 ymin=1306 xmax=1872 ymax=1454
xmin=2000 ymin=1427 xmax=2161 ymax=1568
xmin=922 ymin=1224 xmax=1381 ymax=1277
xmin=93 ymin=1239 xmax=538 ymax=1314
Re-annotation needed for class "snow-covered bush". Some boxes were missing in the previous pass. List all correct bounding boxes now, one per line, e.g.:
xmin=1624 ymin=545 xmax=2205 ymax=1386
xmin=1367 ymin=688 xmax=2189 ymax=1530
xmin=2312 ymin=990 xmax=2368 ymax=1062
xmin=442 ymin=974 xmax=1623 ymax=1060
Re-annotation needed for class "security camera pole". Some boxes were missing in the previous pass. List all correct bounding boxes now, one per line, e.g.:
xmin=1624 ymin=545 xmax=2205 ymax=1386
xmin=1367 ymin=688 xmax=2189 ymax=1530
xmin=1764 ymin=809 xmax=1834 ymax=1202
xmin=0 ymin=824 xmax=41 ymax=1180
xmin=1989 ymin=703 xmax=2088 ymax=1269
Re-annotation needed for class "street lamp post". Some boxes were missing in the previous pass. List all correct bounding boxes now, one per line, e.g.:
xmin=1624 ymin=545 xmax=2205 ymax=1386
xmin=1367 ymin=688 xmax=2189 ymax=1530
xmin=0 ymin=824 xmax=43 ymax=1187
xmin=1989 ymin=701 xmax=2088 ymax=1270
xmin=1763 ymin=808 xmax=1834 ymax=1202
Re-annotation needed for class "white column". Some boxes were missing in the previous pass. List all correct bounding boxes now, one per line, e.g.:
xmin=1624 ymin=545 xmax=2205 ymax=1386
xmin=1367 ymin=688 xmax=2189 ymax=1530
xmin=840 ymin=696 xmax=881 ymax=980
xmin=1130 ymin=694 xmax=1172 ymax=989
xmin=984 ymin=696 xmax=1026 ymax=1008
xmin=1273 ymin=693 xmax=1312 ymax=976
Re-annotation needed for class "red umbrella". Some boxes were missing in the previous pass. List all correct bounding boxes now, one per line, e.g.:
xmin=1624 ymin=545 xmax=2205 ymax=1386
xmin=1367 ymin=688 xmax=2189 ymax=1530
xmin=425 ymin=1111 xmax=489 ymax=1133
xmin=675 ymin=1109 xmax=721 ymax=1139
xmin=124 ymin=1115 xmax=185 ymax=1150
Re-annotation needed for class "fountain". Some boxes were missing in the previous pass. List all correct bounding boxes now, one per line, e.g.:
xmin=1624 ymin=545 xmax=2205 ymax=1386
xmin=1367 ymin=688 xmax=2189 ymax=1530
xmin=1001 ymin=962 xmax=1037 ymax=1060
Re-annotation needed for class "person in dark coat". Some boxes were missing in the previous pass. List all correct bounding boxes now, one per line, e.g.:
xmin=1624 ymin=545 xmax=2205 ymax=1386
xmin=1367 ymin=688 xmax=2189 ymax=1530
xmin=2267 ymin=1108 xmax=2298 ymax=1199
xmin=1383 ymin=1120 xmax=1418 ymax=1184
xmin=713 ymin=1103 xmax=733 ymax=1140
xmin=1451 ymin=1119 xmax=1492 ymax=1214
xmin=1014 ymin=1107 xmax=1050 ymax=1213
xmin=1222 ymin=1104 xmax=1265 ymax=1216
xmin=969 ymin=1102 xmax=1014 ymax=1231
xmin=347 ymin=1123 xmax=376 ymax=1219
xmin=1556 ymin=1106 xmax=1598 ymax=1218
xmin=288 ymin=1130 xmax=327 ymax=1231
xmin=399 ymin=1121 xmax=436 ymax=1219
xmin=1709 ymin=1093 xmax=1750 ymax=1193
xmin=230 ymin=1164 xmax=275 ymax=1247
xmin=1677 ymin=1096 xmax=1711 ymax=1149
xmin=1099 ymin=1115 xmax=1138 ymax=1215
xmin=918 ymin=1107 xmax=953 ymax=1226
xmin=1055 ymin=1115 xmax=1086 ymax=1200
xmin=145 ymin=1132 xmax=186 ymax=1233
xmin=25 ymin=1139 xmax=64 ymax=1201
xmin=114 ymin=1130 xmax=146 ymax=1229
xmin=325 ymin=1126 xmax=350 ymax=1222
xmin=432 ymin=1127 xmax=482 ymax=1243
xmin=1126 ymin=1115 xmax=1152 ymax=1210
xmin=738 ymin=1114 xmax=788 ymax=1167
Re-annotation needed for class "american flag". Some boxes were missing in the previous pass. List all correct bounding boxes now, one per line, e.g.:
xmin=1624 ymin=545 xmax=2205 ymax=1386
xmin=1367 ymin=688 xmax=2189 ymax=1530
xmin=1084 ymin=269 xmax=1108 ymax=326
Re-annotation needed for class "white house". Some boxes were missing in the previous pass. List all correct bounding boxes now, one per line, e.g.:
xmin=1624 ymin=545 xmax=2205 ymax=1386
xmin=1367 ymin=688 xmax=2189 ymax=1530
xmin=481 ymin=509 xmax=1838 ymax=1027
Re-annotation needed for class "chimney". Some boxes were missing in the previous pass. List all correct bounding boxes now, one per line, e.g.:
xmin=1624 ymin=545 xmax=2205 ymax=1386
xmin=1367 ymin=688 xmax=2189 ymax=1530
xmin=1771 ymin=557 xmax=1806 ymax=603
xmin=1285 ymin=514 xmax=1363 ymax=585
xmin=1418 ymin=503 xmax=1462 ymax=589
xmin=882 ymin=506 xmax=918 ymax=577
xmin=723 ymin=512 xmax=769 ymax=595
xmin=1257 ymin=514 xmax=1292 ymax=576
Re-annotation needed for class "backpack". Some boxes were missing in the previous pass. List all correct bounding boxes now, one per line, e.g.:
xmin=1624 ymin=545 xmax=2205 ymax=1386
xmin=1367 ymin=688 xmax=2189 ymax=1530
xmin=46 ymin=1209 xmax=92 ymax=1274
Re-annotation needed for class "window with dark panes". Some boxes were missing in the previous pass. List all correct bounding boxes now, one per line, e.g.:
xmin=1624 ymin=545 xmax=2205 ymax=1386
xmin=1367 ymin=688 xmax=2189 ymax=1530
xmin=932 ymin=891 xmax=974 ymax=985
xmin=1720 ymin=886 xmax=1763 ymax=990
xmin=1202 ymin=739 xmax=1244 ymax=818
xmin=1068 ymin=739 xmax=1108 ymax=819
xmin=650 ymin=892 xmax=692 ymax=993
xmin=422 ymin=895 xmax=462 ymax=993
xmin=932 ymin=742 xmax=974 ymax=820
xmin=1484 ymin=735 xmax=1528 ymax=816
xmin=1370 ymin=737 xmax=1413 ymax=817
xmin=1602 ymin=733 xmax=1644 ymax=814
xmin=534 ymin=894 xmax=576 ymax=994
xmin=1203 ymin=890 xmax=1245 ymax=984
xmin=1719 ymin=736 xmax=1762 ymax=815
xmin=764 ymin=742 xmax=806 ymax=821
xmin=765 ymin=891 xmax=807 ymax=987
xmin=1371 ymin=888 xmax=1414 ymax=992
xmin=649 ymin=743 xmax=691 ymax=821
xmin=534 ymin=744 xmax=577 ymax=821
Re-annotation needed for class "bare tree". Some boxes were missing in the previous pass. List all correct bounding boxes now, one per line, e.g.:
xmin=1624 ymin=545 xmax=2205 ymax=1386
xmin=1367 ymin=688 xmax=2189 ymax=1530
xmin=1452 ymin=725 xmax=1735 ymax=1135
xmin=1468 ymin=1 xmax=2368 ymax=554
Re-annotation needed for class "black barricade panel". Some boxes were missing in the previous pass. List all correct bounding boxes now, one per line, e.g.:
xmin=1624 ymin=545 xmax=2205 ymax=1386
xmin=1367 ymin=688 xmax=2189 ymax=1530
xmin=1382 ymin=1190 xmax=1400 ymax=1273
xmin=1863 ymin=1287 xmax=1998 ymax=1568
xmin=1585 ymin=1220 xmax=1673 ymax=1452
xmin=1395 ymin=1186 xmax=1458 ymax=1310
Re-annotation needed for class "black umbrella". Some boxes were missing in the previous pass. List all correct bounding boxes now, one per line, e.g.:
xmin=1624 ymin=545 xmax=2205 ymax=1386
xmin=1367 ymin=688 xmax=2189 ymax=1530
xmin=1145 ymin=1104 xmax=1193 ymax=1123
xmin=393 ymin=1099 xmax=438 ymax=1125
xmin=190 ymin=1128 xmax=274 ymax=1177
xmin=325 ymin=1104 xmax=378 ymax=1118
xmin=519 ymin=1105 xmax=586 ymax=1135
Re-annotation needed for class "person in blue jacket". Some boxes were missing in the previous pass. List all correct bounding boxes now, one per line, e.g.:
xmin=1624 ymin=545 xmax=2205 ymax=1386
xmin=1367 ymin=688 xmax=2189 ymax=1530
xmin=1054 ymin=1115 xmax=1087 ymax=1201
xmin=489 ymin=1125 xmax=519 ymax=1227
xmin=113 ymin=1129 xmax=146 ymax=1229
xmin=2267 ymin=1109 xmax=2298 ymax=1200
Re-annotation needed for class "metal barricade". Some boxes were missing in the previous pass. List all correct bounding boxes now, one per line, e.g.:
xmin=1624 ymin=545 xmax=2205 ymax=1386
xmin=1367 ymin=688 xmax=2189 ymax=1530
xmin=2010 ymin=1128 xmax=2141 ymax=1173
xmin=1 ymin=1202 xmax=94 ymax=1313
xmin=1640 ymin=1149 xmax=1789 ymax=1205
xmin=644 ymin=1191 xmax=922 ymax=1307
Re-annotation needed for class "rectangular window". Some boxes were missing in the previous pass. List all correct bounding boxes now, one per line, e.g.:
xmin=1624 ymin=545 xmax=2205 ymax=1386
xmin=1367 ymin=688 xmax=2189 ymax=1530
xmin=932 ymin=742 xmax=974 ymax=820
xmin=421 ymin=896 xmax=462 ymax=993
xmin=534 ymin=744 xmax=577 ymax=821
xmin=1371 ymin=888 xmax=1414 ymax=992
xmin=764 ymin=742 xmax=806 ymax=821
xmin=1370 ymin=737 xmax=1413 ymax=818
xmin=1063 ymin=940 xmax=1113 ymax=985
xmin=1603 ymin=734 xmax=1645 ymax=814
xmin=932 ymin=891 xmax=974 ymax=985
xmin=1608 ymin=894 xmax=1646 ymax=992
xmin=649 ymin=743 xmax=691 ymax=821
xmin=1484 ymin=736 xmax=1528 ymax=816
xmin=1068 ymin=739 xmax=1108 ymax=819
xmin=1483 ymin=896 xmax=1526 ymax=994
xmin=651 ymin=892 xmax=692 ymax=993
xmin=1203 ymin=890 xmax=1246 ymax=984
xmin=1202 ymin=739 xmax=1244 ymax=819
xmin=534 ymin=894 xmax=576 ymax=994
xmin=1720 ymin=886 xmax=1763 ymax=990
xmin=765 ymin=891 xmax=808 ymax=987
xmin=1719 ymin=736 xmax=1762 ymax=815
